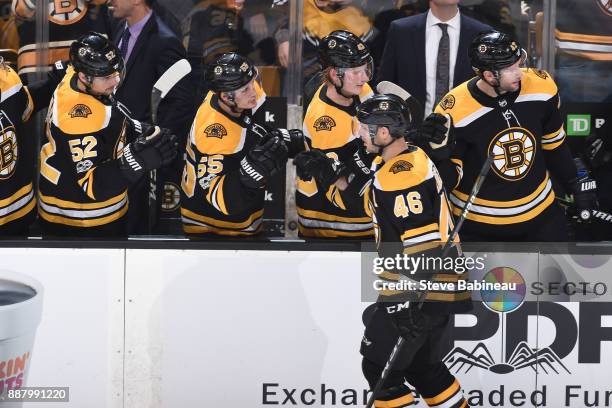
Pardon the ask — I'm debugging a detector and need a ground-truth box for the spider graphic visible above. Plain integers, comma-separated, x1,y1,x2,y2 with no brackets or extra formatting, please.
443,341,571,375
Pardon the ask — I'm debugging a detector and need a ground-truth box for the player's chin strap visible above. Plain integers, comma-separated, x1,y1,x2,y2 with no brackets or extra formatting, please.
219,91,243,114
78,74,115,105
333,68,355,99
368,124,398,152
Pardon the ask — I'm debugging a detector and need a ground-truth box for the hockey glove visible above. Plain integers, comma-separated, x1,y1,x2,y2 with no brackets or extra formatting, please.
49,60,69,84
583,135,612,170
570,175,598,222
239,135,288,189
294,149,347,190
418,113,455,161
119,126,178,184
269,128,307,158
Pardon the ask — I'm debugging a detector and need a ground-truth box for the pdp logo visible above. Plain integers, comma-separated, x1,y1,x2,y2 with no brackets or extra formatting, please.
441,267,567,376
442,263,612,378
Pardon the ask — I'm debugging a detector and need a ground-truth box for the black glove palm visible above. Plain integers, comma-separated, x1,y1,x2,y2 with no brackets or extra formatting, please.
294,149,347,189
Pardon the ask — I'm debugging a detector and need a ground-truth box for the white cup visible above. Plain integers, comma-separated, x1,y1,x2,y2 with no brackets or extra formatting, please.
0,271,43,407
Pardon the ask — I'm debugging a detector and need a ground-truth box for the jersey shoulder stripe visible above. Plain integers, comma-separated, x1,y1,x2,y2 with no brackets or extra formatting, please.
516,69,558,102
0,66,24,103
434,81,485,128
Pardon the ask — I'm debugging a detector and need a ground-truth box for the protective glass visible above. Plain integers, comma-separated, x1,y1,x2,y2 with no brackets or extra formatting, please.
341,58,373,81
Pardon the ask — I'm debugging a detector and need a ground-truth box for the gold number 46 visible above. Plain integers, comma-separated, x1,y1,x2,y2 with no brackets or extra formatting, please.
394,191,423,218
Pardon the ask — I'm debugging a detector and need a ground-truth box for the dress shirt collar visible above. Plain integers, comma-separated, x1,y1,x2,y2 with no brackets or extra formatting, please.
426,8,460,31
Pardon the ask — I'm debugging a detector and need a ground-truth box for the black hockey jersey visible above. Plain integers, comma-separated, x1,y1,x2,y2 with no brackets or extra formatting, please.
0,65,35,234
297,82,374,238
180,84,267,237
369,146,470,314
13,0,110,77
555,0,612,61
38,71,132,235
434,69,570,238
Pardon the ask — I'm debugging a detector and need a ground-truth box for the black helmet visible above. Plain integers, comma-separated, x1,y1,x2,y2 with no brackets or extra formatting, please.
357,94,414,138
70,32,124,77
319,30,372,69
204,53,257,93
469,30,524,75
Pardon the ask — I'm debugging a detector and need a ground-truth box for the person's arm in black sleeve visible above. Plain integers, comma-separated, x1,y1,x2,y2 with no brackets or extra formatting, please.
25,61,68,113
76,126,178,200
541,92,577,186
197,132,288,215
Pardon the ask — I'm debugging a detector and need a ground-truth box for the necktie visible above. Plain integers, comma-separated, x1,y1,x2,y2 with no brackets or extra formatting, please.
434,23,450,106
119,27,131,61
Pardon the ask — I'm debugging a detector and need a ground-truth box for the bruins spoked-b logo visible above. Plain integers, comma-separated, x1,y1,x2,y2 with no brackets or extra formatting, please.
204,123,227,138
69,104,92,118
488,127,535,181
0,125,18,179
313,115,336,131
390,160,413,174
596,0,612,16
48,0,87,25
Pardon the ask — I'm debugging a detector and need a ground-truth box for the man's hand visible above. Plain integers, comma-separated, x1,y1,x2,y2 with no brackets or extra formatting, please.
294,149,347,189
119,126,178,184
239,135,288,189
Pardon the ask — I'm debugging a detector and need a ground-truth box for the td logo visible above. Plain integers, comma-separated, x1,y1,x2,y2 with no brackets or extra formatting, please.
567,114,591,136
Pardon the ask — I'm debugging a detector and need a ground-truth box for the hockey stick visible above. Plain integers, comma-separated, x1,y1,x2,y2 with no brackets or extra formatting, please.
365,152,494,408
146,59,191,233
376,81,424,125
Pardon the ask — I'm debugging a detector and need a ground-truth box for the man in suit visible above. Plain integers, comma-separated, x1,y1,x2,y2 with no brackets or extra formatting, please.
110,0,195,234
378,0,491,116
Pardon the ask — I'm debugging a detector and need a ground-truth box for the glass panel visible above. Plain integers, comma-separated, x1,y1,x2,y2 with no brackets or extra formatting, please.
553,0,612,103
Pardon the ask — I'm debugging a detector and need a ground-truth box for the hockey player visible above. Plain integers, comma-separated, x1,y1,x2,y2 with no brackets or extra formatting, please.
357,94,471,408
421,30,598,241
180,52,303,237
295,30,375,238
12,0,111,78
0,58,66,236
38,32,177,237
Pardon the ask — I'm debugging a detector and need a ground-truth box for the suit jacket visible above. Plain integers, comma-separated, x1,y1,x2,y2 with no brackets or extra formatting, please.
112,12,195,140
378,11,491,110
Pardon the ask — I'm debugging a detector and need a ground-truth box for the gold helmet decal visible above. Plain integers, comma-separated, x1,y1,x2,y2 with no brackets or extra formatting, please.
379,101,389,111
214,66,223,75
240,62,249,72
328,39,337,49
478,44,487,53
357,43,365,51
